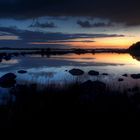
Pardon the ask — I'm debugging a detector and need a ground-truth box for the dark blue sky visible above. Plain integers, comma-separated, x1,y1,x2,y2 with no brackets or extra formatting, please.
0,0,140,49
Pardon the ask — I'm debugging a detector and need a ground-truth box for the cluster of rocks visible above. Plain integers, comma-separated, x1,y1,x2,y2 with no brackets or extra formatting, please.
131,74,140,79
68,68,140,82
2,67,140,89
0,70,27,88
68,68,102,76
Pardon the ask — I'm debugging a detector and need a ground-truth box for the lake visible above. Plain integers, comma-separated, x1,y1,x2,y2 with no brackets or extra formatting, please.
0,52,140,104
0,52,140,87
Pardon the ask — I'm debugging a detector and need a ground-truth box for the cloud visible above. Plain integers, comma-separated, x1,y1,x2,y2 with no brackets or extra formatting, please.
0,26,125,40
0,27,20,40
0,31,12,35
29,21,57,28
30,40,95,44
47,16,69,21
0,35,20,40
77,20,113,28
0,0,140,25
0,26,125,48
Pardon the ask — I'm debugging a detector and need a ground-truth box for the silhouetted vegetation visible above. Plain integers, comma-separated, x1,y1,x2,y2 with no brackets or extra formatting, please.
1,46,140,128
128,42,140,61
0,48,128,63
1,81,140,128
129,42,140,51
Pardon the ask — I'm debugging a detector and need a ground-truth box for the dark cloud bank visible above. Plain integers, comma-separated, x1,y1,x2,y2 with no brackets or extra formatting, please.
0,0,140,25
0,27,125,48
29,21,57,28
77,20,113,28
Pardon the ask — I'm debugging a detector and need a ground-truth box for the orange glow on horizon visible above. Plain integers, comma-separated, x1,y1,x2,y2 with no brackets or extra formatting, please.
53,53,140,65
30,36,139,49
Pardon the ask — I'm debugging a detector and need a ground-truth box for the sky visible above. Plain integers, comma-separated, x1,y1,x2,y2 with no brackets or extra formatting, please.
0,0,140,49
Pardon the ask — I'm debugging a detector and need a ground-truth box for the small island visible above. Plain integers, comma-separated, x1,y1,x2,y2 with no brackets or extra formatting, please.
129,41,140,51
128,42,140,61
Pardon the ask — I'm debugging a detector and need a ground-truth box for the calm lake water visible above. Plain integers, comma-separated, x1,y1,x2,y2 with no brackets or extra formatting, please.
0,53,140,85
0,52,140,86
1,52,140,104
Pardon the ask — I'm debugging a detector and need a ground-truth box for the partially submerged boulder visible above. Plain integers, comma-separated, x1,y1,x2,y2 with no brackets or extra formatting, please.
88,70,99,76
69,69,84,76
102,73,108,76
81,80,106,91
131,74,140,79
0,73,16,88
118,78,124,82
122,74,128,77
18,70,27,74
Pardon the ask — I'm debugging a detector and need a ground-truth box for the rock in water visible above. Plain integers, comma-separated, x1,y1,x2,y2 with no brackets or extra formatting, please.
102,73,108,76
88,70,99,76
69,69,84,76
81,80,106,91
118,78,124,82
18,70,27,74
131,74,140,79
0,73,16,88
122,74,128,77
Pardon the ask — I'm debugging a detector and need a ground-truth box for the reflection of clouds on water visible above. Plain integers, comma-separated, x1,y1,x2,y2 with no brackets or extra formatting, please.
1,59,19,65
1,53,140,89
0,54,126,73
0,59,19,69
1,52,140,105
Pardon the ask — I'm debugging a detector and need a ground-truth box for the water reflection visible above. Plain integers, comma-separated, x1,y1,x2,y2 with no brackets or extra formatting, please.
52,53,139,64
130,51,140,62
0,52,140,88
1,59,19,65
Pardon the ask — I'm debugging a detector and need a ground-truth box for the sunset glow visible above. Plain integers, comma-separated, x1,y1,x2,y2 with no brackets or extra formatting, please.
2,0,140,125
53,53,140,64
30,36,139,49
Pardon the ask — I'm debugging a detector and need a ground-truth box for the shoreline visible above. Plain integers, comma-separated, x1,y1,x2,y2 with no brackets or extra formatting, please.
0,48,129,57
